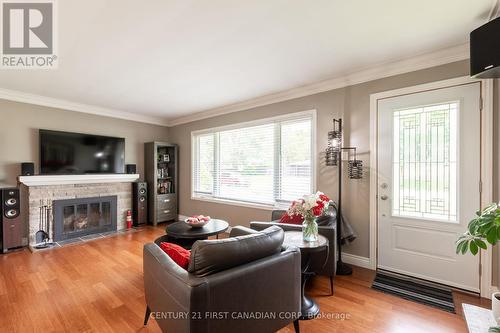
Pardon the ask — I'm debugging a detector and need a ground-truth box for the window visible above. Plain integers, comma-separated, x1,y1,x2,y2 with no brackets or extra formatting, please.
192,111,315,208
392,102,458,222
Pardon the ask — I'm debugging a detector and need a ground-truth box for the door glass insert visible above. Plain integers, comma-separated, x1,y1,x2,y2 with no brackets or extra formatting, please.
102,202,111,225
392,101,458,222
75,204,88,230
63,206,75,232
88,203,100,228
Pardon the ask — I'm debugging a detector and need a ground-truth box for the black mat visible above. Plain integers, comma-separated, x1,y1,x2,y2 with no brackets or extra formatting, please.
372,270,455,313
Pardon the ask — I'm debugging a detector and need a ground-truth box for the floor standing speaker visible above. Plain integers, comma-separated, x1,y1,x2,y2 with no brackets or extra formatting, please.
132,182,147,226
1,188,23,253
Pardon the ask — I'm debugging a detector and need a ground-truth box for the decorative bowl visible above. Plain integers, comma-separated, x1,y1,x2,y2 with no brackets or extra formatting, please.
184,216,210,228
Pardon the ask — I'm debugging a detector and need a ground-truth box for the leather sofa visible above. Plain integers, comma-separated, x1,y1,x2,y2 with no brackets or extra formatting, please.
250,203,337,295
143,226,302,333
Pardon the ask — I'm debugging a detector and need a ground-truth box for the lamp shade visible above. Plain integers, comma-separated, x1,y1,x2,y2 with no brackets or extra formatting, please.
348,159,363,179
325,128,342,166
325,146,339,166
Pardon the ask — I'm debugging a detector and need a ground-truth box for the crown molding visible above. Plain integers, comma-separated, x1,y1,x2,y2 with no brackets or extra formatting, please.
0,88,170,126
167,43,469,126
0,43,469,128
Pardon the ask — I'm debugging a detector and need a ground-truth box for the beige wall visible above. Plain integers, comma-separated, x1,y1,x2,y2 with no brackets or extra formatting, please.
494,79,500,288
168,60,470,258
1,61,498,287
0,100,169,186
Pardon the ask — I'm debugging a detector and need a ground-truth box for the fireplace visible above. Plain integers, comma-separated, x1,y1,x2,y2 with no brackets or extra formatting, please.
53,196,117,241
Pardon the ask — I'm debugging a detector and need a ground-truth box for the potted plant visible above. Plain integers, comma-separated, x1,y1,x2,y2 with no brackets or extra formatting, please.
456,203,500,255
456,203,500,330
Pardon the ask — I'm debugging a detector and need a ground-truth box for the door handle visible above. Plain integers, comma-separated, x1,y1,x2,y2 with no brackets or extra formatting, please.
380,195,388,201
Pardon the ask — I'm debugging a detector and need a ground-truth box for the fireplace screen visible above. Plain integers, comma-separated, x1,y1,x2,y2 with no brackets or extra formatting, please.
54,196,117,241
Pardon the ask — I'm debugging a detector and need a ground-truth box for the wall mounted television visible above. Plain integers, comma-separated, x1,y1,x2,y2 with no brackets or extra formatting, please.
40,129,125,175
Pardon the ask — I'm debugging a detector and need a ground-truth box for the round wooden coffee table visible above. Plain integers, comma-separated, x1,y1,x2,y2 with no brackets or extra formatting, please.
162,219,229,249
283,231,328,320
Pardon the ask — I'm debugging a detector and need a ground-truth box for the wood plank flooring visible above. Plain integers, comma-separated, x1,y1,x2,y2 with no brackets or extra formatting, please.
0,226,490,332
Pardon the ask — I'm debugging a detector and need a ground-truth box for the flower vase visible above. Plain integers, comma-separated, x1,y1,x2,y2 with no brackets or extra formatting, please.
302,216,319,242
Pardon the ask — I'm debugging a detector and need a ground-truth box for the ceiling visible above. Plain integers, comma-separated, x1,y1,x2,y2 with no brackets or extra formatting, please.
0,0,496,126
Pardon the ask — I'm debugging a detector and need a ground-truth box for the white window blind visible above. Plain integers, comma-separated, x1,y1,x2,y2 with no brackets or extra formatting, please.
192,112,314,207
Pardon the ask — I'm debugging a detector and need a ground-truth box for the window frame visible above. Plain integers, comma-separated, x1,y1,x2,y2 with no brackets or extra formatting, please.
191,110,317,210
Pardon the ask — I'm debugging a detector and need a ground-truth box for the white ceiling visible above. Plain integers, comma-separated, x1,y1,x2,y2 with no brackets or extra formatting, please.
0,0,496,125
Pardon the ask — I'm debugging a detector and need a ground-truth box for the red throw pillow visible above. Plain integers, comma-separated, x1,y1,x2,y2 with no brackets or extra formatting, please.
159,242,191,270
279,213,304,225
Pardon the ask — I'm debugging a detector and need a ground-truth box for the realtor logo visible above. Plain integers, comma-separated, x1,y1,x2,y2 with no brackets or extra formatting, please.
1,0,57,68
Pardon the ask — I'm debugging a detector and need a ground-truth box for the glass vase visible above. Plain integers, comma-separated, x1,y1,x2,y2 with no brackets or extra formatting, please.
302,216,319,242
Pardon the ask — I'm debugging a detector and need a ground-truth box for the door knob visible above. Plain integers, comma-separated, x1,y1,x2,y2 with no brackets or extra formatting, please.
380,195,388,201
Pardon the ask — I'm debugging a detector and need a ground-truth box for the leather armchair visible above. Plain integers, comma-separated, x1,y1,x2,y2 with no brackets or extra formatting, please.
143,227,302,333
250,203,337,295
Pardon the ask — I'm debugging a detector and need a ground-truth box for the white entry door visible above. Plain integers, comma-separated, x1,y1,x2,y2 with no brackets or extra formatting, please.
377,83,481,292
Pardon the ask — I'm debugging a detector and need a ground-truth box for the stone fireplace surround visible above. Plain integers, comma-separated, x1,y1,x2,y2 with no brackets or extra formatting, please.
18,174,139,249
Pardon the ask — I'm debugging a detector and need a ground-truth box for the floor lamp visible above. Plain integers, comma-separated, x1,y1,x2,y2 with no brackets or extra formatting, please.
325,118,363,276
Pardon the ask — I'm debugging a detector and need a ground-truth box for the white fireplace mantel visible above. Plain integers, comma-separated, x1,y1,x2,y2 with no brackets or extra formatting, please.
18,174,140,186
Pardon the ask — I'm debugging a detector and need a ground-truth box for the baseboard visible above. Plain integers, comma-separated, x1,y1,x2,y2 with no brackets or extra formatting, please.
342,253,372,270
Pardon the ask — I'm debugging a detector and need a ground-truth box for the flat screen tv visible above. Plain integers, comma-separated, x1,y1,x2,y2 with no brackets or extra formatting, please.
40,129,125,175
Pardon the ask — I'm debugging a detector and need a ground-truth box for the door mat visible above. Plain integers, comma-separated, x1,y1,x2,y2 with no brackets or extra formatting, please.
372,270,455,313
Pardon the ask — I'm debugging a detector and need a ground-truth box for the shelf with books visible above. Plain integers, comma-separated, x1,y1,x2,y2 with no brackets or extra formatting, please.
145,142,178,226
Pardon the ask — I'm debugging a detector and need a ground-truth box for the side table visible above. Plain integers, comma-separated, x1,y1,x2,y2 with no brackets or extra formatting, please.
283,231,328,320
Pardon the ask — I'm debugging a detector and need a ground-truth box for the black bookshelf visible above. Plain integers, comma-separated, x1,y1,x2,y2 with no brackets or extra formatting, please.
145,142,178,226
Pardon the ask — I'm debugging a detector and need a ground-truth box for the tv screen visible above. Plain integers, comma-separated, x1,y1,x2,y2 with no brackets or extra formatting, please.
40,130,125,175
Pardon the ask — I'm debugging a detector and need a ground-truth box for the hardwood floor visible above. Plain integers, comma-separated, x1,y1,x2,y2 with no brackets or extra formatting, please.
0,226,490,333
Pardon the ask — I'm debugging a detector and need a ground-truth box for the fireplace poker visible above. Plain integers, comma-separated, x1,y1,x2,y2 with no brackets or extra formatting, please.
34,200,54,249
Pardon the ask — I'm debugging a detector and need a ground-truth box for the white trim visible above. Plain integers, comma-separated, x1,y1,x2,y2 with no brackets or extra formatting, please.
18,174,140,186
168,43,469,126
0,44,469,127
311,110,318,193
369,93,379,270
343,253,372,270
369,75,494,297
480,79,494,299
190,109,317,136
368,76,481,101
190,110,317,211
0,88,169,126
191,196,276,211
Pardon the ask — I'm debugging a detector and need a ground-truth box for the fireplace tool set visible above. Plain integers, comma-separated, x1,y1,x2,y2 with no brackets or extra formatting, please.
34,199,55,249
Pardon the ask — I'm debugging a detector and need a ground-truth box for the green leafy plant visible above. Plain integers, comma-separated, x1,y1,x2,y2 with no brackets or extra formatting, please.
456,203,500,255
489,326,500,333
